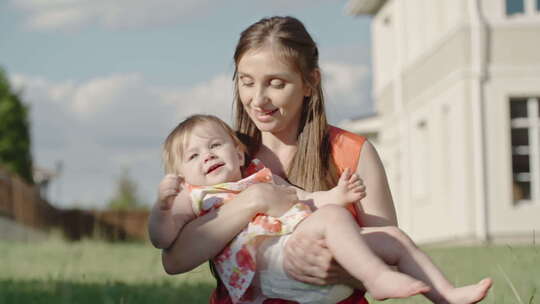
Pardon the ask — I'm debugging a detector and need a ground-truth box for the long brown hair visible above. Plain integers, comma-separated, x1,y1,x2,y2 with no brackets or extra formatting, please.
232,16,339,191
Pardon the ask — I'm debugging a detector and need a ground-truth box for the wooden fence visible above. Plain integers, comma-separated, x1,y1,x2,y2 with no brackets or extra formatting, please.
0,167,149,241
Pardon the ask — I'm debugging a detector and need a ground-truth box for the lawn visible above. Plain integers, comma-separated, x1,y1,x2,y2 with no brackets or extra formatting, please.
0,237,215,303
1,237,538,303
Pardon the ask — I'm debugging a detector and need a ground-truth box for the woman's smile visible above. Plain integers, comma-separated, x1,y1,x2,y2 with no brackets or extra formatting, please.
254,108,279,122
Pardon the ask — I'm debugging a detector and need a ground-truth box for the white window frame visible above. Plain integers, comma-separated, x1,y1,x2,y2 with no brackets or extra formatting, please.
510,97,540,205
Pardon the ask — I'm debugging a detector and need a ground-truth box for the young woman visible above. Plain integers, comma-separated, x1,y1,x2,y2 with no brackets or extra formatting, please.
158,16,489,304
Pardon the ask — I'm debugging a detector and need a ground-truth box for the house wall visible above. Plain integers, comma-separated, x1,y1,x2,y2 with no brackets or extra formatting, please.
371,0,480,242
360,0,540,243
482,6,540,240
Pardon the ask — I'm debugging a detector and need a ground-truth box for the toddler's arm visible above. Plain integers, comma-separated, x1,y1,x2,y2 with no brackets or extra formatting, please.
275,169,365,209
148,174,196,249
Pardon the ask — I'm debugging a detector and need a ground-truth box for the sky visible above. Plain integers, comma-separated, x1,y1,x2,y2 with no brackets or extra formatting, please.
0,0,374,209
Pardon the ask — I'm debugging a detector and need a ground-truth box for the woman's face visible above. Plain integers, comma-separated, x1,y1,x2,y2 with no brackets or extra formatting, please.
237,47,309,136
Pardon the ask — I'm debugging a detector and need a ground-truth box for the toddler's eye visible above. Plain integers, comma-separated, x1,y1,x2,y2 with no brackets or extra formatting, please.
188,153,198,161
210,142,222,149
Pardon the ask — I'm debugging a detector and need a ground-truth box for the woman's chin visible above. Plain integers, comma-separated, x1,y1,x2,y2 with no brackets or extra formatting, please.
253,121,279,132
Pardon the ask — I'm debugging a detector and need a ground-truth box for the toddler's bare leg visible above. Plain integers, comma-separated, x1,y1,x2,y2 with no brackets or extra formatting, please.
360,226,492,304
292,205,430,300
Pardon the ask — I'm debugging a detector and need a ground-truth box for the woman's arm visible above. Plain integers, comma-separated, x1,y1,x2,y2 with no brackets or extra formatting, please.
355,140,398,227
283,140,397,286
161,182,298,274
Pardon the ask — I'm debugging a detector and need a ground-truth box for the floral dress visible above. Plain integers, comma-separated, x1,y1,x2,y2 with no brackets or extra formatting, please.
187,159,312,304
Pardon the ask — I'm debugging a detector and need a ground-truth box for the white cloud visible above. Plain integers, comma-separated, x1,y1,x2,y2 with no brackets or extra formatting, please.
11,0,213,31
9,0,334,32
321,61,372,121
9,62,368,208
159,74,234,124
71,74,142,118
322,61,368,102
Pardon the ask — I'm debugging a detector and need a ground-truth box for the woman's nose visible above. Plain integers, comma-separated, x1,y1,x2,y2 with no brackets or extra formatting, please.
252,86,268,107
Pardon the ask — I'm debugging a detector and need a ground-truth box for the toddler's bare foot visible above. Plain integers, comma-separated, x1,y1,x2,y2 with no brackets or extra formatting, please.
442,278,493,304
366,270,431,301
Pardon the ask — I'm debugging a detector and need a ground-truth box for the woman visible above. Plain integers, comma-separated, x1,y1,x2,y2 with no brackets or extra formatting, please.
162,16,398,304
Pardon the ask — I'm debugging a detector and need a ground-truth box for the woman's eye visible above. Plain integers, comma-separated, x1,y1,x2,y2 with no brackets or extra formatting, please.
188,153,198,161
270,79,285,88
239,77,254,87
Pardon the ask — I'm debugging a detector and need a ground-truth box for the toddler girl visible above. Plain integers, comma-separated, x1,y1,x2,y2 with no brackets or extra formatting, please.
149,114,491,304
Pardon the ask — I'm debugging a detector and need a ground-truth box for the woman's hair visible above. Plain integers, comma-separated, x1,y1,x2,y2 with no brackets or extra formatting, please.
232,16,339,191
162,114,246,175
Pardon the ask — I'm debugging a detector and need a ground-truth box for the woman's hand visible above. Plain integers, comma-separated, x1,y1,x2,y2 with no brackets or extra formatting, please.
283,233,353,286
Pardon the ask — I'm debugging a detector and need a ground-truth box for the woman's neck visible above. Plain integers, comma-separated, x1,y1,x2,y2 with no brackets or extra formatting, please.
257,131,298,178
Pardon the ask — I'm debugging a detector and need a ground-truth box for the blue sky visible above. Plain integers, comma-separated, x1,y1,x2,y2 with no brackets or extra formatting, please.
1,0,374,209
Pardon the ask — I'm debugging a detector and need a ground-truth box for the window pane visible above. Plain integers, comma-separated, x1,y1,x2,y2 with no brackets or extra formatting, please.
511,128,529,146
537,0,540,11
512,154,530,173
510,98,528,118
513,181,531,201
510,124,531,202
506,0,525,15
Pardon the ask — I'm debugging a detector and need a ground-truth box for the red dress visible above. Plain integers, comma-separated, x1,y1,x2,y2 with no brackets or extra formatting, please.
210,126,368,304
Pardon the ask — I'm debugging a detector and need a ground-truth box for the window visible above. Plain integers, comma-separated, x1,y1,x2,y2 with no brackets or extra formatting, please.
506,0,540,16
506,0,525,15
509,97,540,204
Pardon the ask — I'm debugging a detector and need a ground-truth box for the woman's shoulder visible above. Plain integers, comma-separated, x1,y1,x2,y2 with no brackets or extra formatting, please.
327,125,367,172
328,125,366,151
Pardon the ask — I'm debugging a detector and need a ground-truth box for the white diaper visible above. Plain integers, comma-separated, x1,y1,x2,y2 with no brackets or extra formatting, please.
257,235,353,304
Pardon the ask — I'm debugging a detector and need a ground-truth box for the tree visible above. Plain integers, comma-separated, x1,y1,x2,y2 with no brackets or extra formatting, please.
107,167,146,210
0,67,33,183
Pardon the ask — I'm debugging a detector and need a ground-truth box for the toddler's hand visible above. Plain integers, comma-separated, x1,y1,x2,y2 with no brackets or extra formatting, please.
332,168,366,206
158,174,183,210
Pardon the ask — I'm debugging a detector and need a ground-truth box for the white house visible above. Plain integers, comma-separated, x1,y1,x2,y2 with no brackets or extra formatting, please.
344,0,540,244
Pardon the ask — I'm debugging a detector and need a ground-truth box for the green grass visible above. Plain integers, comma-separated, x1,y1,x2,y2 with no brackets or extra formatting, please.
371,245,540,304
0,237,215,303
1,237,538,303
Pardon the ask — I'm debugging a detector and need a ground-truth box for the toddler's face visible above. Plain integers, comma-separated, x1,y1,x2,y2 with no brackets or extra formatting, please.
177,122,244,186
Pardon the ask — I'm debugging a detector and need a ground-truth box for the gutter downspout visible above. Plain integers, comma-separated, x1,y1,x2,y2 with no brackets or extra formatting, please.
469,0,489,242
